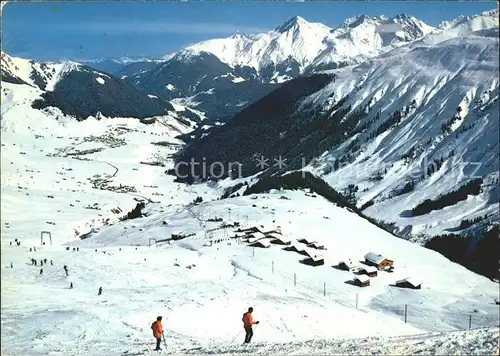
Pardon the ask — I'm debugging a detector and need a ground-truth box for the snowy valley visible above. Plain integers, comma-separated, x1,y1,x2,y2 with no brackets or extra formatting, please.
1,6,499,356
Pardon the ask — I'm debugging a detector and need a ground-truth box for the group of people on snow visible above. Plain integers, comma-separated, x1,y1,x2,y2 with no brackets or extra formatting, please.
148,307,259,351
23,246,103,294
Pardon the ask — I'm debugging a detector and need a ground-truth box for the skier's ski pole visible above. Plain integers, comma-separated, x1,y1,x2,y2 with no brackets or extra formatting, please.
230,330,242,343
162,332,167,351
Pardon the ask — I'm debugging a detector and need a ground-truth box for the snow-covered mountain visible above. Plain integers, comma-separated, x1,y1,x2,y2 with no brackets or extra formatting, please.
1,52,203,122
174,10,499,254
184,14,434,79
118,13,435,121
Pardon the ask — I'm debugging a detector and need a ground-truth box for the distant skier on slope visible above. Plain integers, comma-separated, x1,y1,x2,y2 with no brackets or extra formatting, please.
63,265,68,276
242,307,259,344
98,286,102,295
40,268,43,275
151,316,163,351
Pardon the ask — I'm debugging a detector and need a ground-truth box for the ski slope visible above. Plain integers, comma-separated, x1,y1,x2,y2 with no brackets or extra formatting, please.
1,92,499,355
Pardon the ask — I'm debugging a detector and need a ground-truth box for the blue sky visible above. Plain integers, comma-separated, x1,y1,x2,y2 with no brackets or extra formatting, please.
2,1,496,61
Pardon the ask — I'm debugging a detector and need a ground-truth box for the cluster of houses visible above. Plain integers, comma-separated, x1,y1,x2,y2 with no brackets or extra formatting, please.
233,226,326,266
338,252,422,289
225,225,423,291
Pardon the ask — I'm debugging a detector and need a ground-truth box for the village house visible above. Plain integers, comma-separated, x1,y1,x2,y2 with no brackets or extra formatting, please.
269,235,292,245
248,239,271,249
337,259,362,272
297,238,317,245
247,232,267,241
354,275,370,287
307,242,326,250
283,244,301,253
395,277,422,289
358,266,378,277
300,254,325,267
364,252,394,270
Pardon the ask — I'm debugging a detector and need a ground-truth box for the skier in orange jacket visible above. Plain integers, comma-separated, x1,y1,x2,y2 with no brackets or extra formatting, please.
151,316,163,351
242,307,259,343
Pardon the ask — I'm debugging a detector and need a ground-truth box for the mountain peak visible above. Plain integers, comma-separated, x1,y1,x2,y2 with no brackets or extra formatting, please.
392,13,411,20
342,14,389,28
275,16,309,33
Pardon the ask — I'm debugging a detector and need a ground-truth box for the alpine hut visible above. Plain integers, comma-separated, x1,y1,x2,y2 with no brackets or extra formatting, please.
395,277,422,289
358,266,378,277
248,239,271,249
364,252,393,270
354,275,370,287
337,259,361,272
300,254,325,267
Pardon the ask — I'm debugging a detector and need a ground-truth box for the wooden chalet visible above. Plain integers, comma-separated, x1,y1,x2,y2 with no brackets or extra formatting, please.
307,242,326,250
358,266,378,277
248,239,271,249
354,275,370,287
248,232,267,240
297,238,317,245
269,235,292,245
337,259,362,272
364,252,393,270
395,277,422,289
283,245,301,253
300,255,325,267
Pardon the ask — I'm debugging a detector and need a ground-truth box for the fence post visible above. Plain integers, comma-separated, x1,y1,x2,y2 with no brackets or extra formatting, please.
356,293,358,309
323,282,326,296
272,261,274,274
294,273,296,287
404,304,407,323
469,314,472,330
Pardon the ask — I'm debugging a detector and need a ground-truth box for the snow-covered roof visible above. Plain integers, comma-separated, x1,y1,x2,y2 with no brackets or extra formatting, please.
360,266,378,273
309,254,324,262
271,234,292,242
355,275,370,283
339,259,360,268
364,252,387,264
249,239,271,248
249,232,266,240
266,232,283,239
298,238,317,244
396,277,422,287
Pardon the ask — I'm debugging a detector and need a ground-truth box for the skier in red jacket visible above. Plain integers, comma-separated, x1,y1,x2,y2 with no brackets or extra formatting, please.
242,307,259,343
151,316,163,351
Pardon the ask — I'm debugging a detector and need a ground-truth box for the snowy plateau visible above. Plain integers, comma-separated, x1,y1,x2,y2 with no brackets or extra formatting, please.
1,8,500,356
